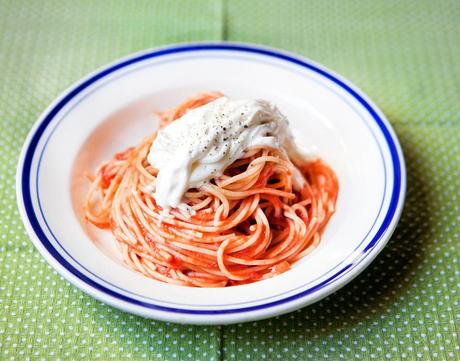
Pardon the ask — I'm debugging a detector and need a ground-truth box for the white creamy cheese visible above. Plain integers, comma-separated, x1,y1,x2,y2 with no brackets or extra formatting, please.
147,97,305,209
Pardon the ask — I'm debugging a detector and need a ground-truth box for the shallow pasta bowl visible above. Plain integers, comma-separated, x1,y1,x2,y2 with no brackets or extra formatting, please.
16,43,406,325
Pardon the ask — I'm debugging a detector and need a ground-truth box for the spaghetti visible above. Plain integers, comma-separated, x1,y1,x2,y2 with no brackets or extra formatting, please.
85,92,339,287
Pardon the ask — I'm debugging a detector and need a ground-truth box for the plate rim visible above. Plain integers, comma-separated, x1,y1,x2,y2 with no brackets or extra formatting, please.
16,41,406,324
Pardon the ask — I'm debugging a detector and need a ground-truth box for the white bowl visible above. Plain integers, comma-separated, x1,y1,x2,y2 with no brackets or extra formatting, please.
16,43,406,324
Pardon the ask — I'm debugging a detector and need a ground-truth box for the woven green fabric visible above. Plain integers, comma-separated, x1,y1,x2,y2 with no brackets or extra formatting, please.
1,0,459,360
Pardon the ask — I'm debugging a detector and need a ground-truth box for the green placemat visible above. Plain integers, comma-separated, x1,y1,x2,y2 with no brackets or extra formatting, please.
0,1,459,360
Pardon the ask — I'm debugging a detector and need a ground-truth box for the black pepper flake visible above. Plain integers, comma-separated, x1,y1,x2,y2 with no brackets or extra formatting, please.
244,125,248,128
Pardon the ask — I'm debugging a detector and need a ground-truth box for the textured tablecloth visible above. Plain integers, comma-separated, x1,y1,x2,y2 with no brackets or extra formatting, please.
1,1,459,360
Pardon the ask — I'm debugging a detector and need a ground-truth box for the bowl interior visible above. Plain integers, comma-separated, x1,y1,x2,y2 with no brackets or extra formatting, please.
30,50,393,311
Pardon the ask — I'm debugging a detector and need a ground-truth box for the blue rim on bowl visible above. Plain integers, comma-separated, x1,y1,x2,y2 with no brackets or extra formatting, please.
16,43,406,324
